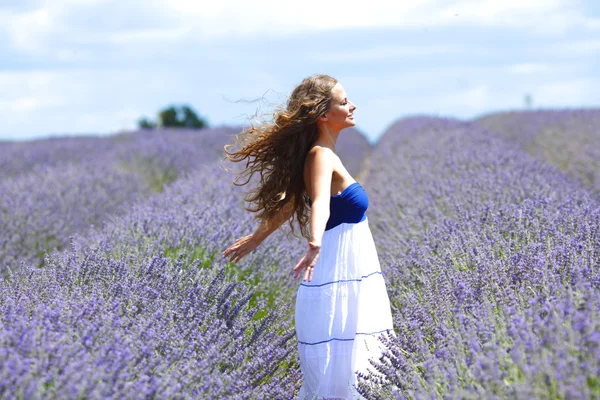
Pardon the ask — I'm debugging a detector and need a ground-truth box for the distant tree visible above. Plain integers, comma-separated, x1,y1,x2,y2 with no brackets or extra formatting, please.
158,105,208,128
137,104,208,130
181,105,207,128
158,107,178,128
138,117,157,129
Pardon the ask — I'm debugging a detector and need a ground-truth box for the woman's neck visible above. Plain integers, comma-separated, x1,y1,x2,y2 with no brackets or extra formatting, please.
316,124,340,151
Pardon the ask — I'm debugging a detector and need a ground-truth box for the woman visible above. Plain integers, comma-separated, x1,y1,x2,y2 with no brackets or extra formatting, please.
223,74,394,399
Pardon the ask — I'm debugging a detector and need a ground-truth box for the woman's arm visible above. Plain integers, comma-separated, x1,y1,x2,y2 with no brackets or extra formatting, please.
306,146,334,247
223,203,294,263
251,201,295,244
292,146,333,281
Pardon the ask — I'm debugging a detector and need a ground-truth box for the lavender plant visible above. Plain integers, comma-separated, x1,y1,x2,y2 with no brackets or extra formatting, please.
72,161,307,314
112,126,241,192
0,239,301,399
0,162,148,271
0,135,119,179
0,154,309,399
357,117,600,399
0,127,239,180
0,127,240,273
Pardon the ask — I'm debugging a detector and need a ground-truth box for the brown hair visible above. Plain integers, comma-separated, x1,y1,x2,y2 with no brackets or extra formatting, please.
224,73,338,239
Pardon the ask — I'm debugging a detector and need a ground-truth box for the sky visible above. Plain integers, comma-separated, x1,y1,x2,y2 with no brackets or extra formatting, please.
0,0,599,144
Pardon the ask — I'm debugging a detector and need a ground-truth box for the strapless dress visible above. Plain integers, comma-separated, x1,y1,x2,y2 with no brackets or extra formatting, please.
296,182,395,399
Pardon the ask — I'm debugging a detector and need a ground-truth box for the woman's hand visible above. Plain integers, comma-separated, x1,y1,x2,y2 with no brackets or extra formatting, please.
223,234,261,263
293,241,321,282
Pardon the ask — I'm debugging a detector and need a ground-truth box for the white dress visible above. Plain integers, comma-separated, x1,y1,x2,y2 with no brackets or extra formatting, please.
295,182,395,399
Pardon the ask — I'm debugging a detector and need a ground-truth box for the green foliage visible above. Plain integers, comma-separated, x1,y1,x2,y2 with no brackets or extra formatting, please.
137,117,156,129
118,156,178,193
162,244,296,322
137,104,208,129
588,376,600,396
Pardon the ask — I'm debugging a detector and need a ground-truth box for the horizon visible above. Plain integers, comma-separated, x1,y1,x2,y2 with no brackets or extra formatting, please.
3,106,599,147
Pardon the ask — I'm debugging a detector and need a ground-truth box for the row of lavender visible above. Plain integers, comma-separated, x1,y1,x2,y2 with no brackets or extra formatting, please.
0,127,235,180
359,117,600,399
0,162,308,398
475,109,600,197
0,127,371,398
0,127,241,272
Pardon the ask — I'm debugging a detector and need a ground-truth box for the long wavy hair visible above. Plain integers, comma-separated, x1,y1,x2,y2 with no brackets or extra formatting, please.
224,73,338,240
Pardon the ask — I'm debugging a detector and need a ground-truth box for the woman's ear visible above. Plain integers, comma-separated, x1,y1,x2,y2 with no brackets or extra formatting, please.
318,113,328,121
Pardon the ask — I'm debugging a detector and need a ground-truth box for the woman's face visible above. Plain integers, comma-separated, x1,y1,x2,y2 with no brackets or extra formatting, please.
320,82,356,131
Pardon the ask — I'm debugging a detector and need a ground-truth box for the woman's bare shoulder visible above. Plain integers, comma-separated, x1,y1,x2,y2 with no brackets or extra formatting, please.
306,145,335,162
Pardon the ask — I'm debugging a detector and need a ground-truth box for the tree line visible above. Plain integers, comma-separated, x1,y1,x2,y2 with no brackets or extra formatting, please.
138,104,208,129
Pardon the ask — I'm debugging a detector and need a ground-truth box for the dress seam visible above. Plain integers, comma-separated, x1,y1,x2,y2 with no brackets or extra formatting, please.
299,270,382,287
297,328,393,346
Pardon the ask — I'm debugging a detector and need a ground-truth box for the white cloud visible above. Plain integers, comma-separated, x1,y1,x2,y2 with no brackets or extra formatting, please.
434,0,574,34
0,68,153,139
64,27,191,46
507,63,552,74
1,0,597,56
0,95,61,112
430,84,496,115
1,6,56,53
309,44,465,63
556,38,600,55
164,0,590,36
534,78,598,105
0,70,61,108
1,0,183,55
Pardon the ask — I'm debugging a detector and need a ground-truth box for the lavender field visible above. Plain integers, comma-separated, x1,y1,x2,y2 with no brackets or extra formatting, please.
475,109,600,197
0,110,599,399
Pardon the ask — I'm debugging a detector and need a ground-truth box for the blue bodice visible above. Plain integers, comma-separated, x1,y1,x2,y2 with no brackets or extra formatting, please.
308,182,368,231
